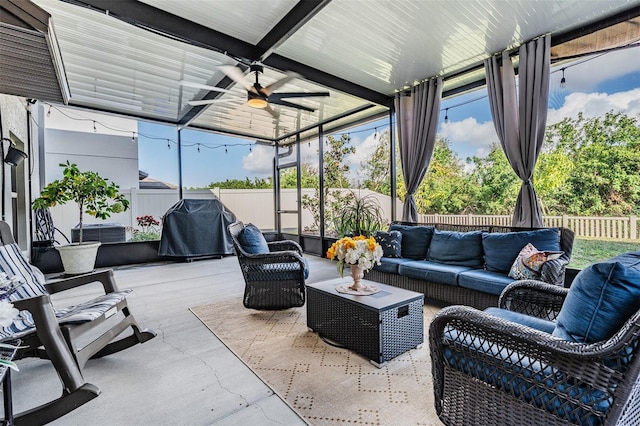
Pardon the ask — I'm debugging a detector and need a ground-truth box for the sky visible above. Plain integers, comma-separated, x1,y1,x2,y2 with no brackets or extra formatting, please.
138,45,640,188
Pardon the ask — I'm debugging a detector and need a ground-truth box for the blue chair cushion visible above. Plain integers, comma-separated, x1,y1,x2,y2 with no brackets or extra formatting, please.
374,230,402,258
552,252,640,343
428,230,484,268
238,223,269,254
398,260,471,286
373,257,413,274
458,269,515,296
443,328,612,424
483,228,560,273
484,307,556,334
388,224,434,259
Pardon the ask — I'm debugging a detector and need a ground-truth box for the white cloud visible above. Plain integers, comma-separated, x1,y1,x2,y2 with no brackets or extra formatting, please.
439,87,640,161
547,88,640,124
549,48,640,93
241,145,273,175
438,118,499,159
346,133,380,182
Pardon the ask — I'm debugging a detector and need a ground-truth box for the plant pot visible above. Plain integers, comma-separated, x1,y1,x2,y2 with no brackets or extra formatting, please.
55,242,101,275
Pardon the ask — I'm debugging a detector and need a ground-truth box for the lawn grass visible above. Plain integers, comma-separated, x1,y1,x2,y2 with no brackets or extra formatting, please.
568,238,640,269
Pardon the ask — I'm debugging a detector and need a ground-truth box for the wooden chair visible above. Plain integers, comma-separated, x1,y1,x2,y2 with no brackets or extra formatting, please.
0,221,155,424
227,221,307,310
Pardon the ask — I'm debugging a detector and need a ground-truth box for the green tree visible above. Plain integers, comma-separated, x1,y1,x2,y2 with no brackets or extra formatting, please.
543,111,640,215
413,139,469,214
205,177,272,189
361,130,392,195
301,134,355,234
466,145,520,214
279,164,319,189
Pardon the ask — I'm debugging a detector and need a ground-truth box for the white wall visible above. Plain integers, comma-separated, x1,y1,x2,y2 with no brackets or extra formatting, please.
43,128,138,190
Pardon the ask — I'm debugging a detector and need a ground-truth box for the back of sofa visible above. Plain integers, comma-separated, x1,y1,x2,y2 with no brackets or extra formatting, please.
391,221,574,259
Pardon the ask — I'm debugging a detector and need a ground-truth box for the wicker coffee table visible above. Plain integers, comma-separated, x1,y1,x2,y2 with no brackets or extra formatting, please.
306,278,424,368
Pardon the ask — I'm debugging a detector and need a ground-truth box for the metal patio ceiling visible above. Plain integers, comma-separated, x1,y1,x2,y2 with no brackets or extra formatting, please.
23,0,640,142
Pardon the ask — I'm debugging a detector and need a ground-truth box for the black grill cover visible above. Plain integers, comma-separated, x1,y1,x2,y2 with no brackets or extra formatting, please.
159,199,237,257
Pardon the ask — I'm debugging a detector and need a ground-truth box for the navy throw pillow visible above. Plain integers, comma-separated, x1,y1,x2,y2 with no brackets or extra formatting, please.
374,230,402,258
552,252,640,343
238,224,269,254
388,224,434,259
427,230,484,268
482,228,560,273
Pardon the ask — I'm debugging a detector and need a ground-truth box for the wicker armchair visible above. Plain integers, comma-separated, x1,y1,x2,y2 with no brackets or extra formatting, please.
227,221,307,310
430,279,640,426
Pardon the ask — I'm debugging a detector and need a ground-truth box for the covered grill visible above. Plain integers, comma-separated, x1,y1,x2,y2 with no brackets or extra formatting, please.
158,199,236,259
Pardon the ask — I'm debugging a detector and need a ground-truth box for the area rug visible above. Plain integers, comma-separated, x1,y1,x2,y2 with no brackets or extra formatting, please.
190,300,443,425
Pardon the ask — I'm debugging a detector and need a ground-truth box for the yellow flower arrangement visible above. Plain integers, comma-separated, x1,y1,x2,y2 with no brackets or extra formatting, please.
326,235,383,277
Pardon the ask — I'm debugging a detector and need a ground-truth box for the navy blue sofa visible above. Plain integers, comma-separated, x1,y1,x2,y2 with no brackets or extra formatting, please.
366,222,575,310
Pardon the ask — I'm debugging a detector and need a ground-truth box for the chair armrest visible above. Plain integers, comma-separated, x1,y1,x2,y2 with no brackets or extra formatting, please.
267,240,303,254
44,269,119,295
242,250,305,265
429,305,638,418
498,280,568,321
12,295,86,389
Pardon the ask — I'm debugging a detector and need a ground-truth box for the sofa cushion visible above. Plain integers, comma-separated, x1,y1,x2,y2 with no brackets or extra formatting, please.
373,257,413,274
427,230,484,268
398,260,472,286
374,230,402,258
458,269,514,296
388,224,434,259
484,307,555,334
238,223,269,254
483,228,561,273
552,252,640,343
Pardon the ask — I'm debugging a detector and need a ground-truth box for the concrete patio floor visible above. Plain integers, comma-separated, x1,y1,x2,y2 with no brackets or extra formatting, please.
5,254,343,425
5,254,443,425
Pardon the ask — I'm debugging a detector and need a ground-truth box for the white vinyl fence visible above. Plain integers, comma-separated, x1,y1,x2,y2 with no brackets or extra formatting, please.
47,188,401,241
46,189,640,242
418,213,640,240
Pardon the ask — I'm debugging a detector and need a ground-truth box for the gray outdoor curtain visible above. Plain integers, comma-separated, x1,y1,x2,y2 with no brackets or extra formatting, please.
485,35,550,227
395,78,443,222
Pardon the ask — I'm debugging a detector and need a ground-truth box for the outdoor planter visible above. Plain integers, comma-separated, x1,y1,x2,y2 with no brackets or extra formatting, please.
31,240,165,274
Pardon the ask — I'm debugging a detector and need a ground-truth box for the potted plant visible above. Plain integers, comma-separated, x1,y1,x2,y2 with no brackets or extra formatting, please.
32,161,129,274
334,191,385,237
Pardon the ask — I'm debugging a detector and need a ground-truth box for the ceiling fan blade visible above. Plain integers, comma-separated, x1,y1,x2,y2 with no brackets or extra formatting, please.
264,104,280,119
218,65,254,92
269,98,316,112
262,71,301,96
187,98,237,106
178,80,231,93
268,91,330,101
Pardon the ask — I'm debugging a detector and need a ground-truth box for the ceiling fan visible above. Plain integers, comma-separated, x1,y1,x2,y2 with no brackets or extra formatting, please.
181,62,330,118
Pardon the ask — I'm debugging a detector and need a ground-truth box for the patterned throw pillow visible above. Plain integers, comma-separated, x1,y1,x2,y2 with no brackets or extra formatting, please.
374,230,402,258
509,243,564,280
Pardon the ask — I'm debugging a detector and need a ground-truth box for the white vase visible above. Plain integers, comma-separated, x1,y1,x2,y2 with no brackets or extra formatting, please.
349,264,366,291
56,242,101,275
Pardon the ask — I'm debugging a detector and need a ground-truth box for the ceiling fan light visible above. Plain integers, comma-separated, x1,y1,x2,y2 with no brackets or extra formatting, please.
247,97,268,109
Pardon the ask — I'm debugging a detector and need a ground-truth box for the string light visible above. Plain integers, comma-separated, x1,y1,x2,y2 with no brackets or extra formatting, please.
131,132,136,142
444,108,449,124
47,105,51,117
374,127,378,139
42,103,255,153
224,145,228,154
560,68,566,88
197,144,200,153
93,120,97,132
249,146,252,152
